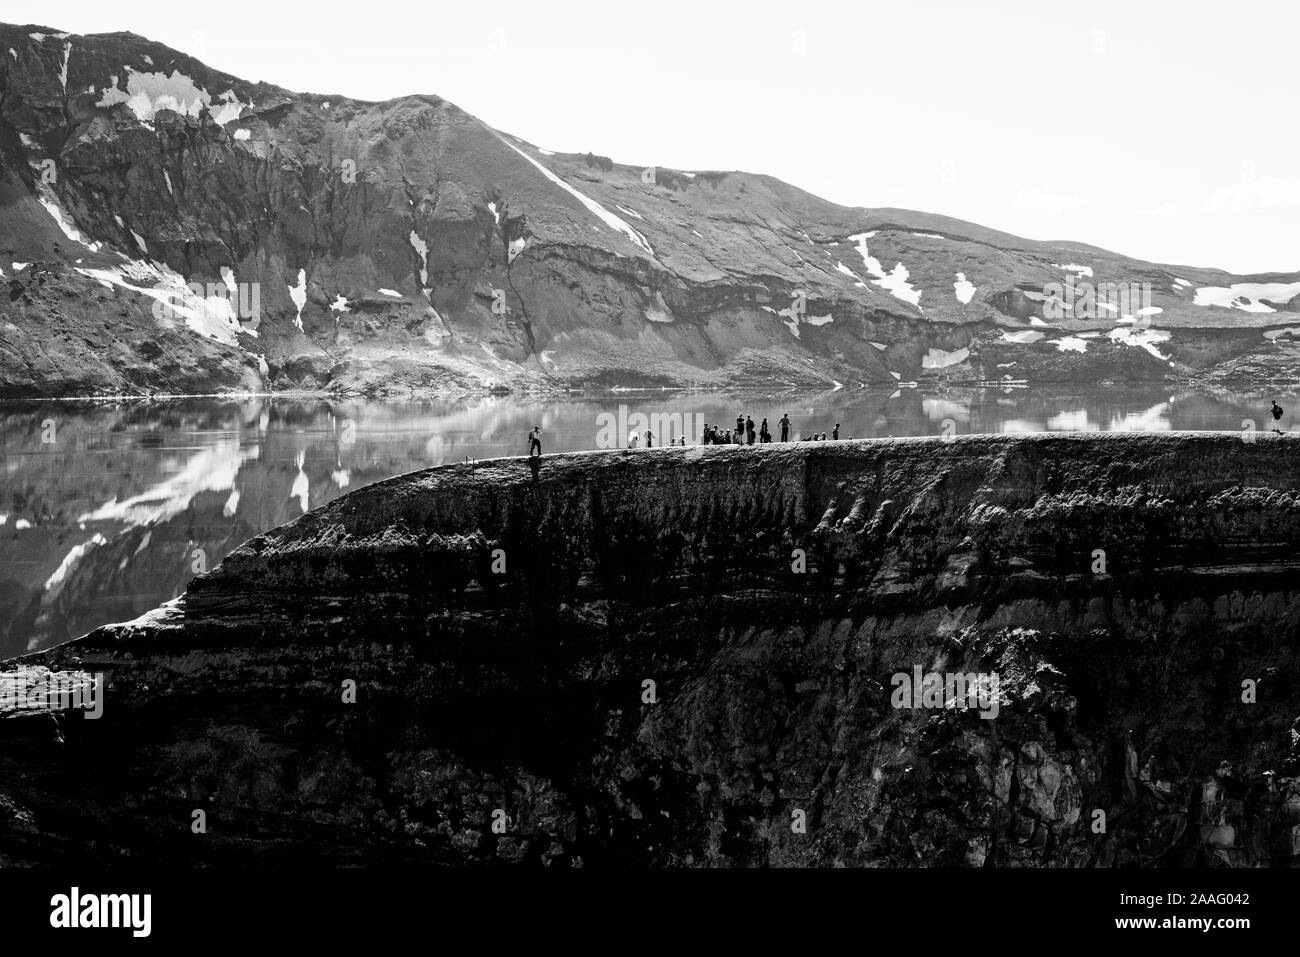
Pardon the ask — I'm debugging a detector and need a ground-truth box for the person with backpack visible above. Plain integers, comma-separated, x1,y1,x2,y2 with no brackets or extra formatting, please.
1271,400,1285,434
745,415,756,445
528,425,542,457
759,418,771,443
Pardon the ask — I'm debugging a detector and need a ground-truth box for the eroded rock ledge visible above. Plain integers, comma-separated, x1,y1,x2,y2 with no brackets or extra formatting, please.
4,433,1300,866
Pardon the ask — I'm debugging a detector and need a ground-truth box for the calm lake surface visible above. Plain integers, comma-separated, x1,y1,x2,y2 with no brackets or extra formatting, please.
0,385,1292,658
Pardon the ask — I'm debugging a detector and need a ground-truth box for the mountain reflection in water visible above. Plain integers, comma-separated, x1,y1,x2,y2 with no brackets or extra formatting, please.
0,386,1290,657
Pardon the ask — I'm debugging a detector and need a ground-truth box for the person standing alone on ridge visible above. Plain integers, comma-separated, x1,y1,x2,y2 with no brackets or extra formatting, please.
1271,400,1285,434
528,425,542,457
833,423,840,440
779,413,791,442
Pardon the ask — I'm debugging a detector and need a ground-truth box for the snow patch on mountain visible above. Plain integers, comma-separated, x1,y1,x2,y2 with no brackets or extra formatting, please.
58,40,71,90
1053,262,1094,278
1001,330,1045,344
954,272,975,304
1107,326,1171,360
409,231,429,285
37,190,101,252
288,269,307,330
95,68,247,127
922,347,970,369
1052,336,1089,353
645,291,673,323
78,261,243,344
848,232,921,308
1193,281,1300,313
499,137,653,256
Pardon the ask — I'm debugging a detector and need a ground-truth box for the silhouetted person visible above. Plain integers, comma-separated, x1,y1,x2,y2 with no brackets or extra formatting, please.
528,425,542,457
832,423,840,440
745,416,756,445
736,415,744,437
779,413,790,442
1272,400,1285,434
760,418,770,443
645,430,654,448
820,432,828,441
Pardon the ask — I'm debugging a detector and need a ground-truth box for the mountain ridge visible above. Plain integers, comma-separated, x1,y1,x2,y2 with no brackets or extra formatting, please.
3,22,1299,398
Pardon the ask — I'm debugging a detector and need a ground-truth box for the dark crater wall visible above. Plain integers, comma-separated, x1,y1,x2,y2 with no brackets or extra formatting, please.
3,433,1300,866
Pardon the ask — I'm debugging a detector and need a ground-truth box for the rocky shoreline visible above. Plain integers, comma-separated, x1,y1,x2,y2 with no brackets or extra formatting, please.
2,432,1300,866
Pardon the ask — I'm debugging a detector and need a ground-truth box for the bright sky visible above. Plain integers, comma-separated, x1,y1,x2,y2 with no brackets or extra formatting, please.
35,0,1300,273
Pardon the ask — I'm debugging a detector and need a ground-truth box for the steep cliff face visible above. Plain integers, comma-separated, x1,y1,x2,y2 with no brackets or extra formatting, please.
3,23,1300,398
2,433,1300,866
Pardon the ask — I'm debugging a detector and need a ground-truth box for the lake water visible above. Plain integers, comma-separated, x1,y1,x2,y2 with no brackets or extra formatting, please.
0,385,1292,658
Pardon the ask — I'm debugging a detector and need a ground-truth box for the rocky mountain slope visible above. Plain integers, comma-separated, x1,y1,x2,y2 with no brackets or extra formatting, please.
3,22,1300,398
3,433,1300,865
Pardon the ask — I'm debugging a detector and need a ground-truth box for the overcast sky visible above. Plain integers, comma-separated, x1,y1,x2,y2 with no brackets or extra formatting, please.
36,0,1300,273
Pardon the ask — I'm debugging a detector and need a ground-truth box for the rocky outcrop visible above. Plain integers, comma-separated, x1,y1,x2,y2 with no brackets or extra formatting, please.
3,432,1300,866
3,23,1300,398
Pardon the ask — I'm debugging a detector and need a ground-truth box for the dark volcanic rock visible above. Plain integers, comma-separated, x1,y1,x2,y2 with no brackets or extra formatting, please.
3,433,1300,866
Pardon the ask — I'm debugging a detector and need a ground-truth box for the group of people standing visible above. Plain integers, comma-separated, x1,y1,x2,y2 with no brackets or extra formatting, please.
700,414,776,446
623,413,848,448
